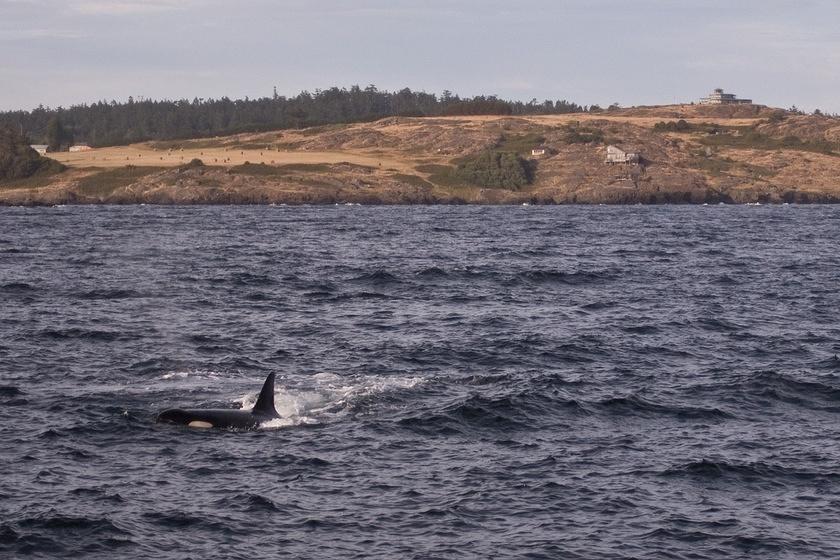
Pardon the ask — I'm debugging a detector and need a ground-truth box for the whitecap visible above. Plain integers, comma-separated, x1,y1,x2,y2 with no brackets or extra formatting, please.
159,369,223,380
260,416,319,429
233,372,425,430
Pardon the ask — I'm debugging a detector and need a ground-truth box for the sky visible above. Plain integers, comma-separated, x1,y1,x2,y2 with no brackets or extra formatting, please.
1,0,839,112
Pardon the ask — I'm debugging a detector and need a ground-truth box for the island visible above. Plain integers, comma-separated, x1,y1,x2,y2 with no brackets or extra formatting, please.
3,99,840,205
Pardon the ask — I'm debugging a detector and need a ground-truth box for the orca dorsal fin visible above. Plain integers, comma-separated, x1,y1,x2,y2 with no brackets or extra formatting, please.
252,373,278,417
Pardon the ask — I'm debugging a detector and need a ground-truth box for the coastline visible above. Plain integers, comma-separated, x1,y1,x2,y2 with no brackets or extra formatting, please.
5,108,840,206
1,162,837,206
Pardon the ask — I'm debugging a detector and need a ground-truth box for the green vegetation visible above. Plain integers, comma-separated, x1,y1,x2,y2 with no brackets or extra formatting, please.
228,161,374,177
685,149,778,179
178,158,205,171
416,164,462,187
297,123,350,136
653,120,731,135
229,162,332,176
561,124,605,144
416,152,534,190
699,130,838,155
46,116,74,152
0,125,65,182
273,141,305,151
0,174,61,191
495,132,546,154
391,173,434,189
453,151,533,189
687,156,733,176
76,165,164,197
653,119,838,155
418,163,486,189
654,119,692,132
418,151,535,190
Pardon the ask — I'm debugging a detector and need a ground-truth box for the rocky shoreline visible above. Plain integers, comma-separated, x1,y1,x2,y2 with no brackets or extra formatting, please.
2,163,838,206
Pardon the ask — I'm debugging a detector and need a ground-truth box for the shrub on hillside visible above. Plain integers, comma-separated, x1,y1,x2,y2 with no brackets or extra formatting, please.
563,125,605,144
178,158,205,172
653,120,692,133
453,151,534,189
0,126,65,181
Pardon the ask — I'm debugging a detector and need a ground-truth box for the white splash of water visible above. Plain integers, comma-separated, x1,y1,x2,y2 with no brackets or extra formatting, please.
259,416,320,429
159,370,224,380
232,372,424,430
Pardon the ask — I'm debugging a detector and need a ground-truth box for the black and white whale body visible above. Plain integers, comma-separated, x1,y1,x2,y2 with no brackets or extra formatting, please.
156,373,279,429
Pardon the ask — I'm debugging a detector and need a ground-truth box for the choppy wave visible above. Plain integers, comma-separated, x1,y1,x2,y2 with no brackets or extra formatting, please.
594,394,734,419
3,205,840,559
0,385,24,397
75,288,143,300
1,281,36,292
662,459,840,484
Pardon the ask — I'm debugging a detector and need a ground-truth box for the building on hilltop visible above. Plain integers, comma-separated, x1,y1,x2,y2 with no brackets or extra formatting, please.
30,144,48,155
69,144,92,152
531,146,548,157
605,145,640,164
700,88,752,105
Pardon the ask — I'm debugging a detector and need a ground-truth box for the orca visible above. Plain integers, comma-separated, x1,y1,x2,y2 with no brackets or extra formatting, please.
156,373,279,430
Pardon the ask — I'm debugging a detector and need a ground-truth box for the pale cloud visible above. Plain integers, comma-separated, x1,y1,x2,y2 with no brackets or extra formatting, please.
0,28,86,40
70,0,193,15
688,19,840,83
1,0,840,112
495,80,536,92
709,20,840,51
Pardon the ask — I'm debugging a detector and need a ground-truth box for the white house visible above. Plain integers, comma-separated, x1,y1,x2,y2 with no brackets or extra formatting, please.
69,144,92,152
30,145,48,155
606,145,640,164
531,147,547,157
700,88,752,105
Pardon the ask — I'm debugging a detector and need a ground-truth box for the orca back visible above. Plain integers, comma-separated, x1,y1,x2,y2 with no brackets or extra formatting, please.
252,373,278,417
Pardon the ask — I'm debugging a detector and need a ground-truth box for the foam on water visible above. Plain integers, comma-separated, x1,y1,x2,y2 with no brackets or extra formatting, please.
159,370,225,380
233,372,424,429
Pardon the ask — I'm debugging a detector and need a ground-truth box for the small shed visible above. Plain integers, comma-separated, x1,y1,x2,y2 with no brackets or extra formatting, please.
30,144,48,155
606,145,640,164
69,144,92,152
531,146,548,157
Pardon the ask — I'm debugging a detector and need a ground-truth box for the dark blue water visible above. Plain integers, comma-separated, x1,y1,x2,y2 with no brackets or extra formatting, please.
2,205,840,559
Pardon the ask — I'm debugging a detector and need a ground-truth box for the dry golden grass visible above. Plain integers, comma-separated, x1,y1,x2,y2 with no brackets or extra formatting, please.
48,110,769,174
11,107,838,206
49,145,417,173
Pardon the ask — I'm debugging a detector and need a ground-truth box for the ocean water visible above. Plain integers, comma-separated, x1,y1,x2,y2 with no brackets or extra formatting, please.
1,204,840,559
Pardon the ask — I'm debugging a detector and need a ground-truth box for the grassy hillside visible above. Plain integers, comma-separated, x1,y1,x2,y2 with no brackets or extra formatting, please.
4,105,840,205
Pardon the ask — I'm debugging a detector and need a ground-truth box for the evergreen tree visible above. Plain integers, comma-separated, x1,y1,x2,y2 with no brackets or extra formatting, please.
0,86,588,148
0,125,65,181
45,115,74,151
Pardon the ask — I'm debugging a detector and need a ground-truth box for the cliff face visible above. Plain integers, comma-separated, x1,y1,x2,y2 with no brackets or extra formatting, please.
3,106,840,205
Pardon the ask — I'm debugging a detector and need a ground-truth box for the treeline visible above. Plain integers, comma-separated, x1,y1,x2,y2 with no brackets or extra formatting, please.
0,85,592,148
